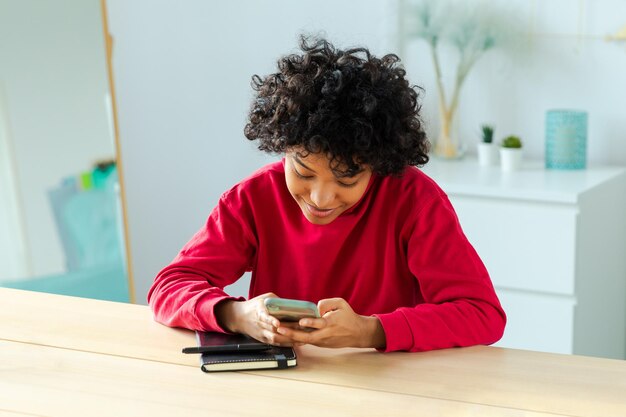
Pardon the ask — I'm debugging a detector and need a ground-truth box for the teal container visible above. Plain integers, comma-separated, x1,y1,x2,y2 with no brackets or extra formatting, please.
545,110,587,169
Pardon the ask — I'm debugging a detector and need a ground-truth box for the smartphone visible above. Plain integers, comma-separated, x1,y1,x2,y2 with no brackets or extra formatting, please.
182,331,272,354
264,297,320,322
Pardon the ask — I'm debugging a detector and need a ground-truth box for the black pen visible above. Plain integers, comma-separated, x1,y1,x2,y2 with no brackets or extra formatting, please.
182,343,272,354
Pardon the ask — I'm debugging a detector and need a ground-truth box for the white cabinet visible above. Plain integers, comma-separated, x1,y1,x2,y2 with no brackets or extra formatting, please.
421,159,626,359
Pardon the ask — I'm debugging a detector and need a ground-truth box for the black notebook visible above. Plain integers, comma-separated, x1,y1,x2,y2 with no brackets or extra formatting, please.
184,331,297,372
182,331,272,354
200,345,297,372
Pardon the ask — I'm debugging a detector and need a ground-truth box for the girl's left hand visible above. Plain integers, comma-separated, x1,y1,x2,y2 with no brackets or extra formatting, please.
276,297,386,349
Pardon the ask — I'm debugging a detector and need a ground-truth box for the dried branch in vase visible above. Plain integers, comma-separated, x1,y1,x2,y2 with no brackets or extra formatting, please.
406,0,515,159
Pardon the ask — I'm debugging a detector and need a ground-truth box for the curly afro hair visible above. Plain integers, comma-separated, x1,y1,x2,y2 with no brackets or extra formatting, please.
244,36,429,177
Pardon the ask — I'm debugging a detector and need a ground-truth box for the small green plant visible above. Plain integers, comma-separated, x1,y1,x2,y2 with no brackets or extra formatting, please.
481,125,494,143
501,135,522,148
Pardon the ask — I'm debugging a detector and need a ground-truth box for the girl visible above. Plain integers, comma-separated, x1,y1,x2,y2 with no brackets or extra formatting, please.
148,37,505,352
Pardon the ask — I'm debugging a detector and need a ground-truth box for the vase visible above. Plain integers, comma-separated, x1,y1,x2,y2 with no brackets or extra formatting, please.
500,148,522,172
477,142,498,166
545,110,587,170
433,111,465,159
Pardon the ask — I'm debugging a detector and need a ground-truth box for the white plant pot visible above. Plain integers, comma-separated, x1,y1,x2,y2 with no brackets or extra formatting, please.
500,148,523,171
477,142,498,166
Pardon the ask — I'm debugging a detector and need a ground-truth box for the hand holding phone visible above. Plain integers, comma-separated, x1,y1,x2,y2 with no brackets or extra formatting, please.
264,297,320,324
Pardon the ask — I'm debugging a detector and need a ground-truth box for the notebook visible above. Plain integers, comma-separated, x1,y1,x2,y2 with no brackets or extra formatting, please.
200,345,297,372
183,331,297,372
182,331,271,354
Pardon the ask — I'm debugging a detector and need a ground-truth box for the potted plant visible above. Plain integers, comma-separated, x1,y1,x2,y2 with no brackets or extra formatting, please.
477,124,498,166
500,135,523,171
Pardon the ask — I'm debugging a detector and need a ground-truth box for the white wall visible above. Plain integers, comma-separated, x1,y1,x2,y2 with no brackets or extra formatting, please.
402,0,626,165
0,82,28,280
109,0,626,304
107,0,399,303
0,0,115,278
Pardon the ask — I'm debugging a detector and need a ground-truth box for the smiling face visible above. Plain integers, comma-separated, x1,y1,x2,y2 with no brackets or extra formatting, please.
284,149,372,225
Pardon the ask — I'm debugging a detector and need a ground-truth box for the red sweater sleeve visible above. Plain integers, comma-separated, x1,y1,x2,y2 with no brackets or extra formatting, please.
375,193,506,352
147,189,255,332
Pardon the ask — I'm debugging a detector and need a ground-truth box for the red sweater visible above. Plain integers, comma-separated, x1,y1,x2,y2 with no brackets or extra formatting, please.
148,160,505,352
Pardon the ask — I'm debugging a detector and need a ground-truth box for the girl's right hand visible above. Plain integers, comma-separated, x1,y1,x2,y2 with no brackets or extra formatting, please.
215,292,300,346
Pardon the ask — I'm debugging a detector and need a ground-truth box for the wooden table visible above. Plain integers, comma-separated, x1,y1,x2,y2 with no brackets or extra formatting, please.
1,288,625,416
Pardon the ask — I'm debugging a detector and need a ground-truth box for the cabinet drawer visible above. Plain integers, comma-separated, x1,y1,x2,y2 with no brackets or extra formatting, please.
449,196,578,295
493,287,576,354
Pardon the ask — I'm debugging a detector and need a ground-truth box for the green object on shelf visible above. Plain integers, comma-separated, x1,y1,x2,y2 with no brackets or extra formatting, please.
80,171,94,190
92,163,116,188
481,125,494,144
501,135,522,149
